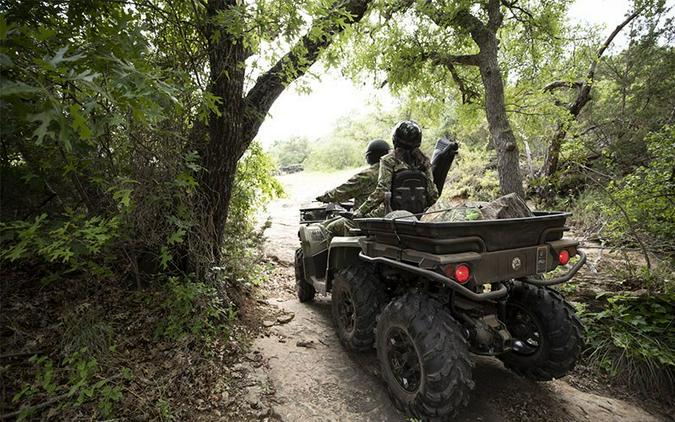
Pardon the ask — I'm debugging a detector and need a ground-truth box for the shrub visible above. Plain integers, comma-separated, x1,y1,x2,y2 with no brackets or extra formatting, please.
578,292,675,398
153,277,235,344
268,137,311,168
305,138,365,171
570,126,674,254
438,147,500,202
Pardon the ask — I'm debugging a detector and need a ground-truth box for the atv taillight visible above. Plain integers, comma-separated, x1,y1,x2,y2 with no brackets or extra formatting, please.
454,264,471,284
558,249,570,265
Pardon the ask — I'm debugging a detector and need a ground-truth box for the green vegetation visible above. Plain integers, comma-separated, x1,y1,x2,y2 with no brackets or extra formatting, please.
1,0,673,417
579,292,674,396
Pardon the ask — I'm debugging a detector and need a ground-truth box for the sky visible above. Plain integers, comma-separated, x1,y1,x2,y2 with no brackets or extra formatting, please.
254,0,640,148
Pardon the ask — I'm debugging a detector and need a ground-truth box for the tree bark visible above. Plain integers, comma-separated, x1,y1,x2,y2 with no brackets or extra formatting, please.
475,32,525,197
195,0,247,266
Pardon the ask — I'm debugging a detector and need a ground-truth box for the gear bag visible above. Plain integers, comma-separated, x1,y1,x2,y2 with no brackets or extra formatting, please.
385,169,428,215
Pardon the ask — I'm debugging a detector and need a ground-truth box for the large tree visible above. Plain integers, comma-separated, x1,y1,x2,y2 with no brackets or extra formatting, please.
195,0,372,268
346,0,572,198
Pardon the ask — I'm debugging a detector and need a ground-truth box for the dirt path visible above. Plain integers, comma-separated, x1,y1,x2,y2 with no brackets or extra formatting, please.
251,170,664,422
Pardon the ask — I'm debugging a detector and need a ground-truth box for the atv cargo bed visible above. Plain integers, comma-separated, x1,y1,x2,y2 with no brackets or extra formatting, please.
356,211,570,254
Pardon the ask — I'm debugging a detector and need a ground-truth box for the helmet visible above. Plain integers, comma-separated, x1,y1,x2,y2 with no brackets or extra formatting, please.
392,120,422,149
365,139,391,164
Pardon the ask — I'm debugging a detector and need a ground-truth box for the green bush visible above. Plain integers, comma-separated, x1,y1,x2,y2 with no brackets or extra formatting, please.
223,142,283,281
578,292,675,397
268,137,310,168
601,126,675,250
154,277,235,344
11,350,130,420
305,138,365,171
438,147,500,202
0,213,120,275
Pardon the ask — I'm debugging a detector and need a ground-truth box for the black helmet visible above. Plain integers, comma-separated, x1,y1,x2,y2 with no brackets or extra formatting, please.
392,120,422,149
365,139,391,164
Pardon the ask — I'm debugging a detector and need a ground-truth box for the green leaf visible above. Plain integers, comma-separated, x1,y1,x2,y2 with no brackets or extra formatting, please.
159,246,171,270
113,189,133,208
28,111,56,144
69,104,92,139
167,228,186,245
48,46,84,67
0,80,41,97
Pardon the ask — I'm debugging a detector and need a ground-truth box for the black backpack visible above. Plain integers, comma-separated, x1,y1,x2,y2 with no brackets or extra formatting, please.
387,169,428,215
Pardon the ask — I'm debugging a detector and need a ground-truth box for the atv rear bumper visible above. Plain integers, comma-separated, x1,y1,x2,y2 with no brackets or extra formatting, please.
358,239,586,301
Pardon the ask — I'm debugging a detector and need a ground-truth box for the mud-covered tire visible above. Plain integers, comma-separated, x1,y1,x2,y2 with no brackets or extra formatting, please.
295,248,315,303
498,281,583,380
331,264,387,351
376,293,474,420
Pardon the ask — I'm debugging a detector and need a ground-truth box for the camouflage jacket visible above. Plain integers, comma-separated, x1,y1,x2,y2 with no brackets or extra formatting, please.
316,163,380,209
355,152,439,217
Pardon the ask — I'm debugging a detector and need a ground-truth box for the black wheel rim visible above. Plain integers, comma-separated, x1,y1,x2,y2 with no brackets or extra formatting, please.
385,327,422,393
337,290,355,333
505,304,542,355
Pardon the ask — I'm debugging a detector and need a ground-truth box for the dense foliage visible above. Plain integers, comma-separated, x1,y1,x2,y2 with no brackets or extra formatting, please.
1,0,673,417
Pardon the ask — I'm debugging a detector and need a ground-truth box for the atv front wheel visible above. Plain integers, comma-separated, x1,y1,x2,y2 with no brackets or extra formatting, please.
295,248,315,303
498,281,583,380
376,293,473,420
331,264,386,351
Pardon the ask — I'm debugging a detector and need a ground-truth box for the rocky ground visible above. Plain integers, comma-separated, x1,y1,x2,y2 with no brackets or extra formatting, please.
241,170,669,422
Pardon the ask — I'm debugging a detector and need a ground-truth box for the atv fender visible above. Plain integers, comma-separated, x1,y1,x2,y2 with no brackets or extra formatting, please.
326,237,363,290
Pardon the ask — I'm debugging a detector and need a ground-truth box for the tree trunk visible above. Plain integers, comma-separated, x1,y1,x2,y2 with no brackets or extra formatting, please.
190,0,373,273
195,0,247,270
475,32,525,198
543,121,568,177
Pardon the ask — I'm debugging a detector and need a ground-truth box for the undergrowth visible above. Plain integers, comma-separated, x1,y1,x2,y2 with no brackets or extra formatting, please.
577,291,675,398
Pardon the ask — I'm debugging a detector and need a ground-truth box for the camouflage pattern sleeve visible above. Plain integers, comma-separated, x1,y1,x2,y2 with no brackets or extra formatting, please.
355,154,395,217
316,164,378,204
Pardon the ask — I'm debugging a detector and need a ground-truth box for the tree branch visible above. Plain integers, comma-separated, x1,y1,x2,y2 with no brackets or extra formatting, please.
586,8,642,84
543,80,583,92
425,51,480,103
431,52,480,67
241,0,372,150
486,0,504,32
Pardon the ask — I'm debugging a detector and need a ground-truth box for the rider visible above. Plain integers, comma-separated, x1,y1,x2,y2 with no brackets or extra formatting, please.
315,139,391,237
315,139,391,208
354,120,438,217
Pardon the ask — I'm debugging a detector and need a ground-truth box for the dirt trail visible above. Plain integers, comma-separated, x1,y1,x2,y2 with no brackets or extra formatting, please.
252,170,664,422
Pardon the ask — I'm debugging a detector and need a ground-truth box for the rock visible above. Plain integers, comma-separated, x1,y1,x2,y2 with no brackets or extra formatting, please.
256,407,270,418
276,313,295,324
296,340,316,348
262,320,276,327
221,391,230,402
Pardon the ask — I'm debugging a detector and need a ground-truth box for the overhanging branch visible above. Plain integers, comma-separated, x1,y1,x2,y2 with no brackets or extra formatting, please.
242,0,372,150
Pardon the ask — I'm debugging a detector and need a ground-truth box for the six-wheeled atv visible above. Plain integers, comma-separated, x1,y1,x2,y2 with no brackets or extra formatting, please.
295,206,586,420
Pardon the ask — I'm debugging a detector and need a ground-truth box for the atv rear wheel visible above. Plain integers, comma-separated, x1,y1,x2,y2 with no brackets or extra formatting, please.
498,281,583,380
295,248,315,303
331,264,386,351
376,293,473,420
